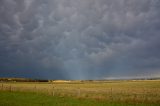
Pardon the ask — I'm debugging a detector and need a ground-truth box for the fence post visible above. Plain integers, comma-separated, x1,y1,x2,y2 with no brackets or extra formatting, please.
34,84,37,93
1,84,3,90
35,85,36,89
52,90,55,96
9,85,12,92
110,87,113,101
52,86,55,96
77,88,81,97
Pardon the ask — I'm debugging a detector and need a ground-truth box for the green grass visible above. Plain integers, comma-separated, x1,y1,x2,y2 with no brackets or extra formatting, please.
0,91,159,106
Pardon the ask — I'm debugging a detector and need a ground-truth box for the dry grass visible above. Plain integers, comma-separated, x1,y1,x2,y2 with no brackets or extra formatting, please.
0,80,160,104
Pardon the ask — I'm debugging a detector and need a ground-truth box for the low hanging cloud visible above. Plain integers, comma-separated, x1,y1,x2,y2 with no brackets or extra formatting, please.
0,0,160,79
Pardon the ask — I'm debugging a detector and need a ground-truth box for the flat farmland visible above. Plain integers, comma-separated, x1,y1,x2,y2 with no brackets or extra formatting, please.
0,80,160,106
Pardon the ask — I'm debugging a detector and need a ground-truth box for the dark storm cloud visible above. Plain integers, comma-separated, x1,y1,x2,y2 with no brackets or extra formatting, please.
0,0,160,79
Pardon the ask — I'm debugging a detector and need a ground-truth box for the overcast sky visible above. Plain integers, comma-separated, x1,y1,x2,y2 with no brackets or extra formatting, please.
0,0,160,80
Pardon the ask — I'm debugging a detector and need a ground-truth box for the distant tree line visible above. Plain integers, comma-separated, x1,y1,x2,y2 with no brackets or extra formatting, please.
0,78,48,82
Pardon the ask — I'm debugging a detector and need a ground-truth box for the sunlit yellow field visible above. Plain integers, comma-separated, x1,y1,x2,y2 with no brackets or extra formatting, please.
0,80,160,105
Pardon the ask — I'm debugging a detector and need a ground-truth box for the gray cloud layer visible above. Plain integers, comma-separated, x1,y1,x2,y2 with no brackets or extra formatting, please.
0,0,160,79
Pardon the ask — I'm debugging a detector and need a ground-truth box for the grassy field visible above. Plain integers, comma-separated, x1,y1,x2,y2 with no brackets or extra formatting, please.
0,80,160,106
